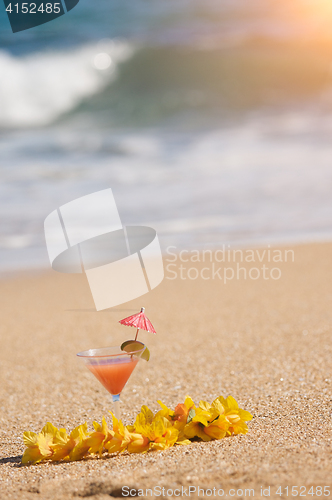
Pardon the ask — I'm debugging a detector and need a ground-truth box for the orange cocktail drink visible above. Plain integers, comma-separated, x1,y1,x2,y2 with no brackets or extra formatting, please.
87,357,139,395
77,346,145,420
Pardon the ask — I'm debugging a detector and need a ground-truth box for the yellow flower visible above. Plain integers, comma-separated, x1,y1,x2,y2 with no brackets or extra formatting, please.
51,428,74,462
146,416,179,451
155,400,192,445
68,423,90,461
134,405,154,426
22,431,46,465
154,422,179,450
198,400,212,412
212,396,253,435
204,414,230,440
174,435,191,445
105,413,130,454
156,401,175,421
22,422,58,464
85,417,111,456
172,420,191,445
121,405,153,453
183,408,212,441
131,408,180,452
127,432,150,453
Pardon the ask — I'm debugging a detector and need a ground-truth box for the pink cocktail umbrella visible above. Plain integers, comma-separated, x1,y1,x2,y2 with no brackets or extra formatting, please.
119,307,156,341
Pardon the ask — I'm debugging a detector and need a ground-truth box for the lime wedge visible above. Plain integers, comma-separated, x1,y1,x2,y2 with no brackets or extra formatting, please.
120,340,150,361
140,347,150,361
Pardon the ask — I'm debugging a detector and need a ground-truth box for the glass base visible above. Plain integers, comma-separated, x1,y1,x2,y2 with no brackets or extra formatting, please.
112,394,121,421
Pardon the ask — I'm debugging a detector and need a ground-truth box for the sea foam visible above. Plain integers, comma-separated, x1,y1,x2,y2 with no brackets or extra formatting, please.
0,40,134,128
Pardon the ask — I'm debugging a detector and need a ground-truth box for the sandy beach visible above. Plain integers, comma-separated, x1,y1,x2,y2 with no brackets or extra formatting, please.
0,242,331,499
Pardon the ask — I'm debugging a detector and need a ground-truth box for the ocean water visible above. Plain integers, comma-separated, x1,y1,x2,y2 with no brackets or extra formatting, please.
1,0,332,271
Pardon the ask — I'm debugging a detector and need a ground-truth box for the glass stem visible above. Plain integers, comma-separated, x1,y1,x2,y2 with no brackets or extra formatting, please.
112,394,121,421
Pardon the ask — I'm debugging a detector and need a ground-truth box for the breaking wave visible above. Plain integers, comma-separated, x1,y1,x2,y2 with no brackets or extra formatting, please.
0,40,134,128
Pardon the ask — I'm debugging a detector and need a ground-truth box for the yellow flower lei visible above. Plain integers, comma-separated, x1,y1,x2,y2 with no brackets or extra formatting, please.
22,395,252,464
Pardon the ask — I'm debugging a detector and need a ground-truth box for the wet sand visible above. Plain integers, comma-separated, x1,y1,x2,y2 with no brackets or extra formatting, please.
0,242,331,499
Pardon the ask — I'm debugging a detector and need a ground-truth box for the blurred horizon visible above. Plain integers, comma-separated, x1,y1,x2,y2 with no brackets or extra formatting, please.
1,0,332,272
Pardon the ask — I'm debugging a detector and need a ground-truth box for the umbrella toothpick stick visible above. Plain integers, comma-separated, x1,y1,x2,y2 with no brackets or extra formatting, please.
134,307,144,341
119,306,156,343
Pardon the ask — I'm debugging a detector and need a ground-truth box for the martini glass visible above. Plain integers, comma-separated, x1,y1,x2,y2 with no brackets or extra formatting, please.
77,346,145,421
